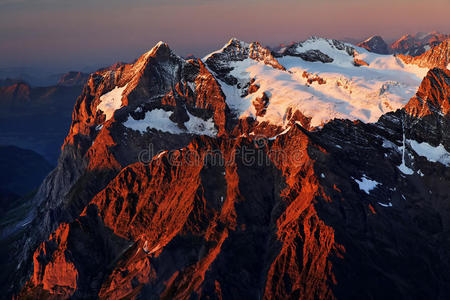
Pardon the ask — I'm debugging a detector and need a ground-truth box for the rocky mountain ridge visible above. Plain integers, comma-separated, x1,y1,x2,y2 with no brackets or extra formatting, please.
398,40,450,70
357,35,390,55
2,37,450,300
356,32,449,56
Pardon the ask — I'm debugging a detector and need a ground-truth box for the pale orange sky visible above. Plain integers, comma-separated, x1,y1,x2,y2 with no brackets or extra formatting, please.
0,0,449,72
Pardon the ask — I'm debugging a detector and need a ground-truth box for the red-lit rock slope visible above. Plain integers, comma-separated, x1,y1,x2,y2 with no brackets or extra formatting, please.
398,40,450,70
10,40,450,300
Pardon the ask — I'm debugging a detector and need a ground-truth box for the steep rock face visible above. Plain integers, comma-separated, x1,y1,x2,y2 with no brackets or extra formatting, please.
9,37,450,300
19,68,450,298
357,36,390,54
19,106,450,299
279,37,356,61
9,42,232,296
391,32,449,56
31,224,79,297
205,38,285,86
398,40,450,70
21,128,347,299
405,68,449,117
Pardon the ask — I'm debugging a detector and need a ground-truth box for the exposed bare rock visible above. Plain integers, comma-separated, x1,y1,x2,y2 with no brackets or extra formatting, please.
253,92,270,117
357,36,390,54
398,40,450,69
391,32,449,56
205,38,285,85
8,38,450,300
405,67,449,117
353,58,369,67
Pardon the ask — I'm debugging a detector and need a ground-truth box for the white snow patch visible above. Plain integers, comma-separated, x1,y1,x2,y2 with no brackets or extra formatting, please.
211,39,428,129
398,130,414,175
355,176,380,194
398,163,414,175
98,84,128,121
378,202,393,207
123,109,217,137
292,38,355,67
185,111,217,136
268,126,291,140
410,140,450,166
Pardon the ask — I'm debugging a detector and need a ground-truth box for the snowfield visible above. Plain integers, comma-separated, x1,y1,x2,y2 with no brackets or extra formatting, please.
410,140,450,166
210,38,428,128
354,175,380,194
116,37,432,137
123,108,217,137
98,84,128,121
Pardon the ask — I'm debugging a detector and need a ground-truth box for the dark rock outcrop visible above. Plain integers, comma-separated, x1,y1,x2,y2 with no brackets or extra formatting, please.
357,35,390,54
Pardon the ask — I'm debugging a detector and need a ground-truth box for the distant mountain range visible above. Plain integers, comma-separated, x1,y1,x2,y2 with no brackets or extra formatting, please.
357,31,449,56
0,71,88,163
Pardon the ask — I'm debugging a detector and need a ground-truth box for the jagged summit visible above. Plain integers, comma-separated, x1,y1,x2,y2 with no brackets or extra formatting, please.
135,41,178,67
148,41,172,56
277,36,356,63
357,35,390,54
225,37,247,46
391,31,449,56
398,40,450,70
204,38,285,85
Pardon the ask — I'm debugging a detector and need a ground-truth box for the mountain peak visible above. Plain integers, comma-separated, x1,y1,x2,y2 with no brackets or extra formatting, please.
130,41,179,74
221,37,249,51
357,35,389,54
146,41,172,57
227,37,241,44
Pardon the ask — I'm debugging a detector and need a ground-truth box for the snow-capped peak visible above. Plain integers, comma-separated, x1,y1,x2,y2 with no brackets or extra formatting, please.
203,38,249,61
144,41,173,58
212,36,429,129
357,36,390,55
225,37,249,48
279,37,356,66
